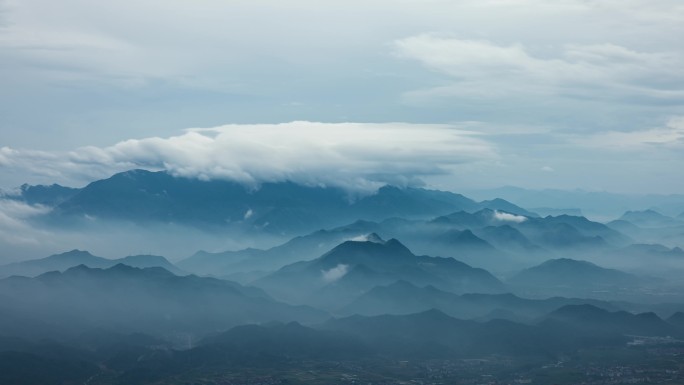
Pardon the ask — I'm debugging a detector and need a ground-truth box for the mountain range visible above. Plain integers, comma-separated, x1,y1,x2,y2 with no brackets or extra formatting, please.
179,206,639,277
3,168,684,385
0,264,325,341
0,249,184,278
340,279,618,321
509,258,639,289
254,235,505,309
466,186,684,219
14,169,534,236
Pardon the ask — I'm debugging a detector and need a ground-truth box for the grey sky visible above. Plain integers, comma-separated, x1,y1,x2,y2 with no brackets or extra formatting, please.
1,0,683,193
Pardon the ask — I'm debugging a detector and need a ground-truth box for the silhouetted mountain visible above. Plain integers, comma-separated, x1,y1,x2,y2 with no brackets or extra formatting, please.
433,229,494,249
0,250,105,277
0,249,185,278
619,210,682,228
429,210,621,252
605,219,684,262
183,209,525,279
45,169,506,234
323,309,626,357
475,225,544,254
0,264,326,341
430,209,508,228
529,207,584,217
199,322,369,361
4,183,80,206
509,258,639,289
479,198,539,217
466,186,684,219
606,219,643,235
351,185,480,219
539,215,631,246
178,220,382,276
341,280,617,320
516,221,609,250
254,237,505,308
178,248,267,277
426,229,517,271
117,254,185,275
619,243,684,260
667,312,684,328
543,304,677,337
49,170,350,233
0,308,663,385
181,205,635,281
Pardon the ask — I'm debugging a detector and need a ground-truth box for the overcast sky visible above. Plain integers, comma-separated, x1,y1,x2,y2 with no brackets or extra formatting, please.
1,0,683,193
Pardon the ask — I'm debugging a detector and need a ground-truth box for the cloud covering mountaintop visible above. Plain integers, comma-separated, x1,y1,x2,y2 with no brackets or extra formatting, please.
0,122,495,191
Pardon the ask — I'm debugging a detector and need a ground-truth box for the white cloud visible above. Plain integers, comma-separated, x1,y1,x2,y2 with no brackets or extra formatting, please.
395,35,684,103
321,264,349,283
0,121,497,191
493,210,527,223
0,199,51,246
569,116,684,150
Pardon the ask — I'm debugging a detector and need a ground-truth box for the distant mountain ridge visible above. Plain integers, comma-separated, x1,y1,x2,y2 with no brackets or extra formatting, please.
2,183,79,206
466,186,684,218
508,258,640,297
619,209,683,228
543,304,676,337
16,169,536,235
341,280,618,321
0,264,326,340
179,207,636,277
322,308,636,357
0,249,185,278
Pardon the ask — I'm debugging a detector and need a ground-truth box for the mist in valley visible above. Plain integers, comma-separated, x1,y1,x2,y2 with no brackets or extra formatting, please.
2,0,684,384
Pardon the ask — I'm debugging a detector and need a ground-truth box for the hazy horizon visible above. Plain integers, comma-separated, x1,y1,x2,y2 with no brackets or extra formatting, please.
2,3,684,384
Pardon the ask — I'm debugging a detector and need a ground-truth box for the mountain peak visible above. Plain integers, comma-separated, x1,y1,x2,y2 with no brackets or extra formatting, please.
509,258,638,289
409,308,454,322
365,233,384,243
384,238,413,253
349,233,385,244
550,303,607,318
46,249,98,262
619,209,678,227
327,237,414,261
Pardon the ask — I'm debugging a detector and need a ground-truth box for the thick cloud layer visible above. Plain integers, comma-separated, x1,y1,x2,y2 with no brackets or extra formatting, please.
0,121,496,190
2,117,684,194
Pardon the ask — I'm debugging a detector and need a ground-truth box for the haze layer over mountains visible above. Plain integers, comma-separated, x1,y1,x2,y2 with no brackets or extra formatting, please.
1,169,684,384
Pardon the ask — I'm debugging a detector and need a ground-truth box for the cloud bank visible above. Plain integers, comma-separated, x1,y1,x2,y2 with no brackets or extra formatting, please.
395,35,684,103
0,199,51,247
0,121,496,191
569,116,684,150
